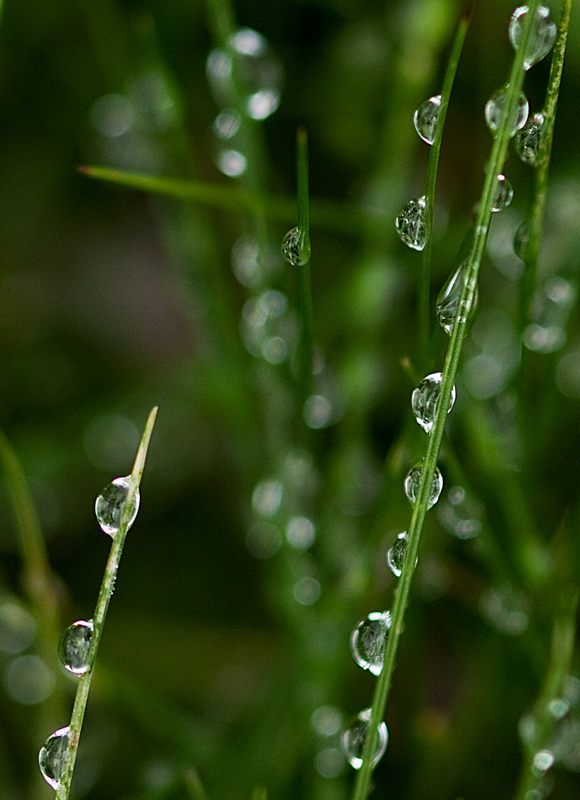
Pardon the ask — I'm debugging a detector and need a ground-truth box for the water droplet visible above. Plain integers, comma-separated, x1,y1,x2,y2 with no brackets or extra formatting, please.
437,486,482,539
413,95,442,145
286,516,316,549
212,109,241,140
515,112,544,166
95,476,139,537
524,277,576,353
509,6,557,70
315,747,345,778
479,585,529,635
549,698,570,720
405,463,443,508
206,28,283,120
252,479,283,517
216,148,247,177
485,87,529,136
231,236,262,288
350,611,391,676
304,394,333,429
342,708,388,770
311,705,343,737
281,227,310,266
411,372,456,433
58,620,93,675
533,749,555,773
492,174,514,212
293,576,321,605
39,726,70,789
0,599,36,655
4,655,55,705
514,220,531,260
395,196,427,251
387,531,409,578
436,261,478,335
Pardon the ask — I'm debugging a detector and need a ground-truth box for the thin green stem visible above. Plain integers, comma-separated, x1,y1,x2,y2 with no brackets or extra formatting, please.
55,407,158,800
419,1,473,367
351,5,542,799
518,0,573,334
296,128,313,411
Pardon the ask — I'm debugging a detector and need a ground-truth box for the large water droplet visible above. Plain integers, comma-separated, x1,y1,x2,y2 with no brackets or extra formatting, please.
515,112,544,166
411,372,456,433
491,174,514,213
436,261,478,335
485,87,529,136
281,227,310,266
387,531,409,578
342,709,388,770
39,726,70,789
350,611,391,676
413,95,442,145
95,476,139,537
58,620,93,675
509,6,557,70
404,463,443,508
395,196,427,251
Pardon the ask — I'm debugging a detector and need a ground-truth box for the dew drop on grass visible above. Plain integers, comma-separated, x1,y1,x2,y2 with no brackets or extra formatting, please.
436,261,478,335
212,109,241,140
39,726,70,789
514,220,531,260
404,463,443,508
350,611,391,676
485,87,529,136
395,196,427,251
524,277,576,353
342,709,388,770
492,175,514,212
509,6,557,70
515,113,544,166
58,620,93,675
387,532,409,577
411,372,456,433
95,476,139,537
532,750,555,773
281,227,310,266
437,486,482,539
413,95,442,145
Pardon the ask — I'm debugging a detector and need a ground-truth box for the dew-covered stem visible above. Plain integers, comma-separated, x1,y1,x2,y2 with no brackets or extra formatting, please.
351,7,543,800
55,407,158,800
518,0,573,335
513,587,579,800
296,128,313,411
419,1,472,367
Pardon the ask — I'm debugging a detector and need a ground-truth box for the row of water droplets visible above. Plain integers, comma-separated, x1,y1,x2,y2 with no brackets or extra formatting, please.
39,476,139,790
343,5,559,772
206,27,283,178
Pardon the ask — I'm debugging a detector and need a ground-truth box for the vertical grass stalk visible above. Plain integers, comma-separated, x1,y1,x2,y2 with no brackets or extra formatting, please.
55,406,158,800
351,5,544,799
296,127,313,411
419,1,473,366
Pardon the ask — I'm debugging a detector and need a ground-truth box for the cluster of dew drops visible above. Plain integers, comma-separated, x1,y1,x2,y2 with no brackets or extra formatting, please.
344,5,558,775
39,476,139,790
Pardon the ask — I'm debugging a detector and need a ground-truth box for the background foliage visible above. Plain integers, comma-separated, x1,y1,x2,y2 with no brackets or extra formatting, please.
0,0,579,799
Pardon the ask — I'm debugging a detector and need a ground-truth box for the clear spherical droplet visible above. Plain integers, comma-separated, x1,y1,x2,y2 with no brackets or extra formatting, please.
95,476,139,537
342,708,388,770
39,726,70,789
350,611,391,676
395,196,427,251
485,86,529,136
532,749,555,773
387,531,409,578
404,463,443,508
281,226,310,266
413,95,442,145
212,109,241,140
58,620,93,675
436,261,478,335
491,174,514,213
509,6,557,70
216,148,247,177
411,372,457,433
515,112,544,166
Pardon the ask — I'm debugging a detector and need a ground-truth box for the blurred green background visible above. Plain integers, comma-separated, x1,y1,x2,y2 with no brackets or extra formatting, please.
0,0,580,798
